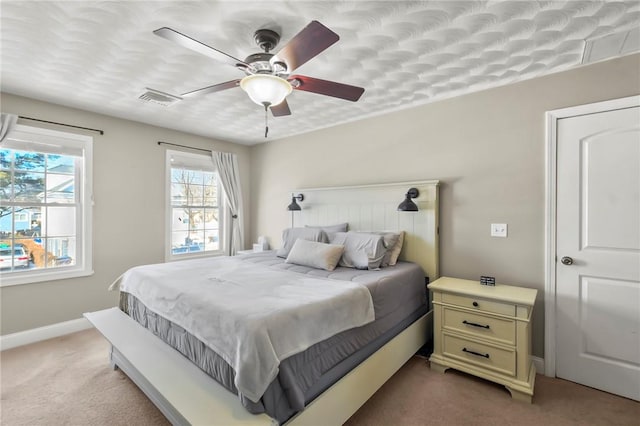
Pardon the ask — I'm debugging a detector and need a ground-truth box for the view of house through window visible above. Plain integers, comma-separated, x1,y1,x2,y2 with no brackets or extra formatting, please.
168,150,222,258
0,149,77,271
0,124,92,286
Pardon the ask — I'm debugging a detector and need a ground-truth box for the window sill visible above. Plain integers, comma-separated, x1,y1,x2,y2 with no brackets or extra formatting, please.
166,251,226,263
0,267,94,287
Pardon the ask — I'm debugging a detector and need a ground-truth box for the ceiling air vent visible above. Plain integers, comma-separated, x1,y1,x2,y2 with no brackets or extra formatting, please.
583,26,640,64
138,88,182,106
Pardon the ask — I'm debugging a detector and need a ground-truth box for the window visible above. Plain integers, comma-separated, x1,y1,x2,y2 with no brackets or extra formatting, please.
0,124,93,286
166,150,223,260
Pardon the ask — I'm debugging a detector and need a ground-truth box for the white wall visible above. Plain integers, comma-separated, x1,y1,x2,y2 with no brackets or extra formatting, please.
249,54,640,358
0,94,251,335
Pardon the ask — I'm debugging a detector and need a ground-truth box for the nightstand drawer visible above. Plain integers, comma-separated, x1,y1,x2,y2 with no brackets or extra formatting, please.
442,293,515,316
443,333,516,377
443,307,516,346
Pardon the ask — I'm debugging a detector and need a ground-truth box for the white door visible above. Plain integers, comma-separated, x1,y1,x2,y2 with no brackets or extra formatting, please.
556,102,640,401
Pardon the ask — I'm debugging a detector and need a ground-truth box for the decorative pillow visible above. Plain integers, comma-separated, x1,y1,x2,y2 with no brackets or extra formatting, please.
285,239,345,271
276,227,328,258
387,231,405,266
330,231,387,270
305,222,348,238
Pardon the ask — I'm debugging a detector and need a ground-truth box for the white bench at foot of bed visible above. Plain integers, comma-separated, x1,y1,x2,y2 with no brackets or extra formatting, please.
84,308,431,426
85,308,274,425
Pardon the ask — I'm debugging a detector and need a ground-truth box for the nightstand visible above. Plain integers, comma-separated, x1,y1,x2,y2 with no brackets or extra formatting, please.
428,277,537,402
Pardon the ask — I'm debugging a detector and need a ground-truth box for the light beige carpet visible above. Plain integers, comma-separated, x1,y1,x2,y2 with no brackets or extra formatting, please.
1,328,169,426
1,328,638,426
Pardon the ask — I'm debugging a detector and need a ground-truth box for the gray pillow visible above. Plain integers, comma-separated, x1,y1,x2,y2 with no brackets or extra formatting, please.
366,231,402,267
285,239,345,271
276,227,328,258
330,231,387,270
305,222,348,239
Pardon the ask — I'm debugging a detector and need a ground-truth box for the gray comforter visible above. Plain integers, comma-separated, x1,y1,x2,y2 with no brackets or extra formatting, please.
111,256,375,402
120,252,427,423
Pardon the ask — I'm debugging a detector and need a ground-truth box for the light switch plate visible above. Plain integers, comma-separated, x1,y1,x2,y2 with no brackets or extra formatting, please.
491,223,507,237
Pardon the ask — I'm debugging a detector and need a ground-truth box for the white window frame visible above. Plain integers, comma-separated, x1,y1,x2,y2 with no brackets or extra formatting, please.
0,124,93,287
165,149,225,262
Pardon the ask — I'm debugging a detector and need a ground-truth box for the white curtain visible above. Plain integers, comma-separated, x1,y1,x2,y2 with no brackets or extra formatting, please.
0,113,18,143
212,151,244,255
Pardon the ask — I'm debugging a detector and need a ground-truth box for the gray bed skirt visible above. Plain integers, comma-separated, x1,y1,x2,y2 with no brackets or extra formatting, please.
121,292,427,424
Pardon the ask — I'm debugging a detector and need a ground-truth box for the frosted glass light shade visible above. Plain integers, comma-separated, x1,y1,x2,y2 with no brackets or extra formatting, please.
240,74,292,106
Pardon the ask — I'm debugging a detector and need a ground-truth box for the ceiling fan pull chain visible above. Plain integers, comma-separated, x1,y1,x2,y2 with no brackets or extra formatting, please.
264,103,269,138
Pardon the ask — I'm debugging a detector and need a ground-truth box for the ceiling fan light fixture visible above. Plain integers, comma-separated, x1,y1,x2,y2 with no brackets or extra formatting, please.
240,74,292,107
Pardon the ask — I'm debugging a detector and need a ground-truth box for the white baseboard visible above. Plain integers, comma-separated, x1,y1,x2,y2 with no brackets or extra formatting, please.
532,356,545,376
0,317,92,351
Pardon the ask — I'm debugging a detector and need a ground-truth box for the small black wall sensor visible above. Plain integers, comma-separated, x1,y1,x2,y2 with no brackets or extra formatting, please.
480,276,496,286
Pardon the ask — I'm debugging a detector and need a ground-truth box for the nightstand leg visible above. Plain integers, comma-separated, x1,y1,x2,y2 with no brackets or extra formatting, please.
429,359,449,374
506,386,532,403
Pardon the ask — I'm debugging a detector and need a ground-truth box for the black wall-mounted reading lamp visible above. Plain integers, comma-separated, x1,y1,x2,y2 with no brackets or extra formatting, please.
287,193,304,226
397,188,419,211
287,193,304,211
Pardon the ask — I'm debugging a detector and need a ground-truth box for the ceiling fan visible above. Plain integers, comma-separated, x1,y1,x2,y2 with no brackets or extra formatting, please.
153,21,365,136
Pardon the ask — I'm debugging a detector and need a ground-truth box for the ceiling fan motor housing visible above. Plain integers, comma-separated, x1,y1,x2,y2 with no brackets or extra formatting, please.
244,52,275,74
246,29,288,75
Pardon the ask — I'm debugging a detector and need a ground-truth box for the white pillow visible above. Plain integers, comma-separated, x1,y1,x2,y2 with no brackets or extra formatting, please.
277,227,328,258
285,239,345,271
330,231,387,270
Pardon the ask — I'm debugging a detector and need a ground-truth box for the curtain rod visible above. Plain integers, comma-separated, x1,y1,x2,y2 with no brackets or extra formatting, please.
157,141,211,153
18,116,104,135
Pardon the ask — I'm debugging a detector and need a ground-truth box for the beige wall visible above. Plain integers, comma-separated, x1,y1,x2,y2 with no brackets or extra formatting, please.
2,54,638,353
0,94,251,335
249,53,640,358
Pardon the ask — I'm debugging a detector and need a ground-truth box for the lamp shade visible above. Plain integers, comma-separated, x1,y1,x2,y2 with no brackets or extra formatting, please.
240,74,292,106
397,195,418,211
287,197,301,211
287,193,304,211
397,188,419,211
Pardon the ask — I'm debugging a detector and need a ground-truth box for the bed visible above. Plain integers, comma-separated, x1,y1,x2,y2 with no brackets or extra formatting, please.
86,180,439,425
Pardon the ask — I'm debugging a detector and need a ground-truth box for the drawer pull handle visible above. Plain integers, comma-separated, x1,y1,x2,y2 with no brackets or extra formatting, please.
462,347,490,359
463,320,490,329
472,301,479,307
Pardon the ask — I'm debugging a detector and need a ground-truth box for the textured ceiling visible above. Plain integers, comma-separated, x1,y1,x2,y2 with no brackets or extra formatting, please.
1,1,639,145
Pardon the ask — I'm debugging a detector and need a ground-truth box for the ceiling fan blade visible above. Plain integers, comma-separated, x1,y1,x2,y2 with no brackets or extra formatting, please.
270,99,291,117
154,27,248,69
271,21,339,73
289,75,364,102
180,79,241,98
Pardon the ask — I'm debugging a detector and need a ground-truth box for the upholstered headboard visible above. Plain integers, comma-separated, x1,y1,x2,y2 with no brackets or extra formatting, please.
291,180,439,280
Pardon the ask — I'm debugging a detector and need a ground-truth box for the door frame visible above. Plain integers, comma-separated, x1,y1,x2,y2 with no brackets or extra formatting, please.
544,95,640,377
